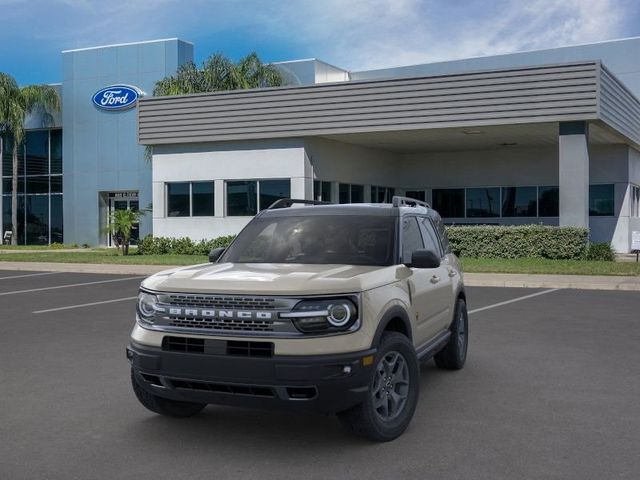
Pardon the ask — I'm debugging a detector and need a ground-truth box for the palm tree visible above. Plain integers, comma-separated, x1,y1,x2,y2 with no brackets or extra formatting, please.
106,208,145,256
0,73,60,245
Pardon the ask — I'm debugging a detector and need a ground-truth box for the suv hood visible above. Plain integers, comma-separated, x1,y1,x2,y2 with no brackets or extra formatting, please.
141,262,399,295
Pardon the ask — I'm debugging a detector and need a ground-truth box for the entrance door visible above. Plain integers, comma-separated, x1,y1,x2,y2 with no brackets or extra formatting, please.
107,194,139,247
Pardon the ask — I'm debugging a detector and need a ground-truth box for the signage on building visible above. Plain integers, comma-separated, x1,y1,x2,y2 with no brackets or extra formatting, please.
92,85,141,111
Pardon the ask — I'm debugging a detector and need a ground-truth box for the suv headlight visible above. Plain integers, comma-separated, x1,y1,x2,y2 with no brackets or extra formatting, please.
281,297,359,334
137,291,158,325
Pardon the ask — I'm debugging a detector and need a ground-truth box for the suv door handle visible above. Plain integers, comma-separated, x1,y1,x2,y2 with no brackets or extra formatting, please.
430,275,440,284
448,269,457,277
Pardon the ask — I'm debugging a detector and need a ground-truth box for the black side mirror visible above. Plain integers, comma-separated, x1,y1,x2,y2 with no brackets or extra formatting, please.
208,247,226,263
407,249,440,269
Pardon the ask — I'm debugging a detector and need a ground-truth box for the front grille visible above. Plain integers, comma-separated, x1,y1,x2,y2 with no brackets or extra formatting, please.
162,336,205,353
169,379,275,398
164,294,277,310
227,340,274,357
168,316,274,332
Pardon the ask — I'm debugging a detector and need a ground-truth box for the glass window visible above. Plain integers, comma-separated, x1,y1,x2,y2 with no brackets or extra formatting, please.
227,180,257,216
351,184,364,203
50,176,63,194
402,216,424,264
50,130,62,174
405,190,426,202
2,195,25,244
51,195,63,243
2,136,13,177
632,186,640,217
372,186,395,203
418,217,442,256
589,184,614,216
166,182,190,217
339,184,350,204
502,186,537,217
26,195,49,244
192,182,214,216
221,215,397,266
432,189,464,218
338,183,364,203
25,131,49,175
466,187,500,217
313,180,332,202
259,179,290,210
26,176,49,194
538,186,559,217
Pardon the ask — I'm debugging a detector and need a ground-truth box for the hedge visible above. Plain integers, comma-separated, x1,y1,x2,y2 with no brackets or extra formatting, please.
138,234,236,255
445,225,589,260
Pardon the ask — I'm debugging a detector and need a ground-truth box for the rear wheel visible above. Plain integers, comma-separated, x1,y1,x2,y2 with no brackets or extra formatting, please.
338,332,419,442
131,369,206,417
434,298,468,370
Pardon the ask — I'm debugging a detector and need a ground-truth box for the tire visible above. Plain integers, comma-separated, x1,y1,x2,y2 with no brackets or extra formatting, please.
338,332,419,442
434,298,468,370
131,369,206,417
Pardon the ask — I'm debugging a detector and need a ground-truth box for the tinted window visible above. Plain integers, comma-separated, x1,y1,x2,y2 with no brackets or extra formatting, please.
589,184,614,216
502,186,537,217
26,176,49,194
351,184,364,203
418,217,442,257
221,215,397,266
314,180,332,202
50,195,63,243
405,190,426,202
227,180,257,216
432,189,464,217
167,182,190,217
50,129,62,174
50,176,63,194
26,195,48,244
192,182,214,216
466,187,500,217
260,179,290,210
538,186,559,217
401,216,424,264
25,131,49,175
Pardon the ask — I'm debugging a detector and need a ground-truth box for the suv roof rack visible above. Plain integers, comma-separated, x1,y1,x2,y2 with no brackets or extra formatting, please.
391,196,430,209
267,198,334,210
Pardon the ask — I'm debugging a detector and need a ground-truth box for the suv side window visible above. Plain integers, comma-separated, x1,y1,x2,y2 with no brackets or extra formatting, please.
402,216,424,264
418,217,443,257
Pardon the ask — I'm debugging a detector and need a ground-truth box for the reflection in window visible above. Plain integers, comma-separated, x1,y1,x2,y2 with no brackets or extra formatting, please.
192,182,215,216
166,182,190,217
466,187,500,217
538,186,559,217
313,180,332,202
25,130,49,175
589,184,614,216
401,217,424,264
432,189,465,218
259,179,290,210
26,195,48,244
227,181,257,216
502,187,537,217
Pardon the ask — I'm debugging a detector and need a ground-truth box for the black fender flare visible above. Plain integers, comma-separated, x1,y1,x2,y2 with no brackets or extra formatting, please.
371,305,413,348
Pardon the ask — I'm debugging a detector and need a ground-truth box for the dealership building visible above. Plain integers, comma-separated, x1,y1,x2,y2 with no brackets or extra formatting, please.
3,37,640,251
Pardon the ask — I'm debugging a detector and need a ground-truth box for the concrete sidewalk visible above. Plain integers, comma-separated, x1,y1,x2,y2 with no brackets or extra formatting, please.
1,261,640,291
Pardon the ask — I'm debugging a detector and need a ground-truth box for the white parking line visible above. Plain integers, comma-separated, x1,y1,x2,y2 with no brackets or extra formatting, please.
0,272,61,280
33,296,138,314
0,276,145,296
468,288,560,315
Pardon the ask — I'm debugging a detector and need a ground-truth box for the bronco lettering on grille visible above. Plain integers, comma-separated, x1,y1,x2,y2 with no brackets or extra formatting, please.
167,308,274,320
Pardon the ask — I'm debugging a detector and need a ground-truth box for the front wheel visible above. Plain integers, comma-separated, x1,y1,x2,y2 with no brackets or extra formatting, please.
434,298,468,370
338,332,419,442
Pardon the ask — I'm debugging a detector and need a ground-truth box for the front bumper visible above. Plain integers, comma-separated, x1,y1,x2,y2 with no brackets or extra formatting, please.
127,341,376,414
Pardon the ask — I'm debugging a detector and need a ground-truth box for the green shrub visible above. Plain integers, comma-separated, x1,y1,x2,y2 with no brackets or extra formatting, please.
137,235,236,255
583,242,615,261
445,225,589,260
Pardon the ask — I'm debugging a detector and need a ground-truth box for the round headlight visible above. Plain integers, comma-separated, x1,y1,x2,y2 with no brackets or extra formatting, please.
137,292,157,319
327,303,352,327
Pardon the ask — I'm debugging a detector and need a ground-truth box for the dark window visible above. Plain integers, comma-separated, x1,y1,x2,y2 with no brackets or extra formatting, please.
418,217,442,256
432,189,464,218
166,182,190,217
259,179,290,210
192,182,214,216
433,216,451,253
2,195,25,244
221,215,397,266
2,136,13,177
26,195,48,244
401,216,424,264
538,186,559,217
589,184,614,216
466,187,500,217
50,195,63,243
339,183,364,203
502,187,537,217
313,180,332,202
372,186,395,203
227,180,257,216
25,131,49,175
405,190,426,202
50,130,62,174
26,176,49,194
50,176,63,194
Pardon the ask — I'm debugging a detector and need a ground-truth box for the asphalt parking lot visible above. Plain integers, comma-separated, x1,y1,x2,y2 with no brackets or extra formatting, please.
0,270,639,480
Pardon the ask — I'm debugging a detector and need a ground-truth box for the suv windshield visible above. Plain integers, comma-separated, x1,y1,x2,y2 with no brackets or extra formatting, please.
220,215,397,266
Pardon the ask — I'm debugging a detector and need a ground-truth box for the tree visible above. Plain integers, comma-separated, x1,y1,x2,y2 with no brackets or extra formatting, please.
106,208,144,256
0,73,60,245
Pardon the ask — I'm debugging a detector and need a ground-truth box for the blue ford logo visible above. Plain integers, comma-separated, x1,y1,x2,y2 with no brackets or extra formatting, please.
92,85,140,110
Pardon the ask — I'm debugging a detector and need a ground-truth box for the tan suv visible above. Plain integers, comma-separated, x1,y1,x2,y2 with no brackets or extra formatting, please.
127,197,468,441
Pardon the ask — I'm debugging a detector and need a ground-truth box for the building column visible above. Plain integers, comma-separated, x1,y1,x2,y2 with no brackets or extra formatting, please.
559,121,589,228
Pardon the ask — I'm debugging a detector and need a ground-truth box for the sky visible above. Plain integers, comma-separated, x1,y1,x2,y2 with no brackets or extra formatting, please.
1,0,639,85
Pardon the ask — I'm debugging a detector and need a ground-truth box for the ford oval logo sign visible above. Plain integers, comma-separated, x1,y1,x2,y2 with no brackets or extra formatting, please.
92,85,140,111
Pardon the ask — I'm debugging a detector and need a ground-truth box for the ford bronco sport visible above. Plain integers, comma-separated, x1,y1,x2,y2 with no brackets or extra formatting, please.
127,196,468,441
